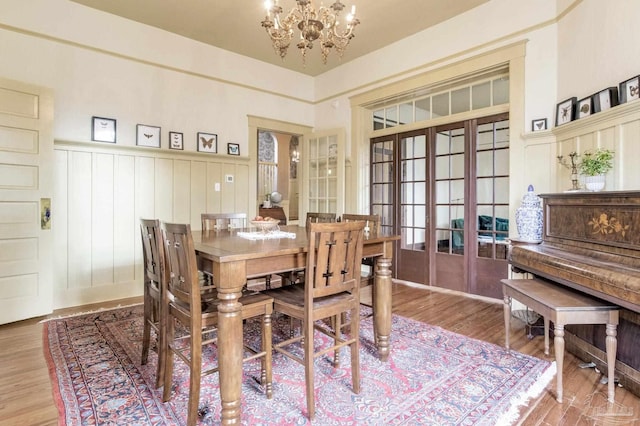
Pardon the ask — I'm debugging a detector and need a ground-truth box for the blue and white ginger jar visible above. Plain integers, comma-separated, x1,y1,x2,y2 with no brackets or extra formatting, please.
515,185,543,242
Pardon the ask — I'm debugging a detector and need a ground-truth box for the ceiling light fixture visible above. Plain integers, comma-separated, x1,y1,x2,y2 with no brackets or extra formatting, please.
261,0,360,65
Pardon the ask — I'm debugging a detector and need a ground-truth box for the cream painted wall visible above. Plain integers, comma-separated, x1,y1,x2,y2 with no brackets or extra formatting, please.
557,0,640,102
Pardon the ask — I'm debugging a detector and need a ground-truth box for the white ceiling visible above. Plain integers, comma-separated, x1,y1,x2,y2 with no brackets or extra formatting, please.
70,0,489,76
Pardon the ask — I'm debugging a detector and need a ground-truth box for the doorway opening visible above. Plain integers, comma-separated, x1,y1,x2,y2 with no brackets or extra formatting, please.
257,129,301,222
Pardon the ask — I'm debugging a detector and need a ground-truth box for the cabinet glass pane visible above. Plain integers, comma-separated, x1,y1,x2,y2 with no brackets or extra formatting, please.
401,138,413,159
402,159,414,180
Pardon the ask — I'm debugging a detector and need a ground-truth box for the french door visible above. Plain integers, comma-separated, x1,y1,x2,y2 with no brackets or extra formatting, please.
370,113,509,298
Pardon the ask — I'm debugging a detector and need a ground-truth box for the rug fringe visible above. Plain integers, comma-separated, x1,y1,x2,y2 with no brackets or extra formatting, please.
39,302,143,323
496,361,557,426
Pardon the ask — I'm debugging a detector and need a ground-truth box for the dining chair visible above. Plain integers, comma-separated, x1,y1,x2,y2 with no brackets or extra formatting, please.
160,222,274,426
201,212,247,231
340,214,381,287
276,212,338,288
305,212,337,225
139,218,166,388
263,220,365,420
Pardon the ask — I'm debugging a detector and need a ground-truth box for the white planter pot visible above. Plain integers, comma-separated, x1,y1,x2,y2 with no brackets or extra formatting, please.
584,174,606,191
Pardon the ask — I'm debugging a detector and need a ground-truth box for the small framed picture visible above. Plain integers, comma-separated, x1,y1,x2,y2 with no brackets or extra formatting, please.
531,118,547,132
169,131,183,150
227,143,240,156
593,87,619,113
577,96,593,119
136,124,161,148
619,75,640,104
555,97,576,126
197,132,217,153
91,116,116,143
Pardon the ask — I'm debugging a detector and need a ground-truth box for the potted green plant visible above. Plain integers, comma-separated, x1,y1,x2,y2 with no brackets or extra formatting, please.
578,148,614,191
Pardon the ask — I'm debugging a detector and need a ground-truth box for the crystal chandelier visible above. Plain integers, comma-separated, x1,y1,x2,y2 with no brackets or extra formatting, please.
261,0,360,65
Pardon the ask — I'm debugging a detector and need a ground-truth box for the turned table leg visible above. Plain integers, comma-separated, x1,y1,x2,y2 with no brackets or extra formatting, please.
374,257,392,361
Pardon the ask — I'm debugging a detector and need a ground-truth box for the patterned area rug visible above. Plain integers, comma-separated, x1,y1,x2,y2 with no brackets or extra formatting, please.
43,304,555,425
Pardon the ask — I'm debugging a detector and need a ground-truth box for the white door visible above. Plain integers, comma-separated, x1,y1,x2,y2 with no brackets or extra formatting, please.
0,77,54,324
301,128,346,219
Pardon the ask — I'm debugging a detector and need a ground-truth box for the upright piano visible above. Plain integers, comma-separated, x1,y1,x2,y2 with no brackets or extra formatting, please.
510,191,640,394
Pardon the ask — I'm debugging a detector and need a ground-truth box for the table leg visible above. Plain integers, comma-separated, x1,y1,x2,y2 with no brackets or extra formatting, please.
554,323,565,403
606,322,617,403
374,257,392,361
216,262,245,425
503,293,511,349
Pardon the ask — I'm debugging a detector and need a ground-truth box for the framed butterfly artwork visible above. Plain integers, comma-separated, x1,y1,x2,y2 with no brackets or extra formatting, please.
136,124,161,148
197,132,217,153
91,116,116,143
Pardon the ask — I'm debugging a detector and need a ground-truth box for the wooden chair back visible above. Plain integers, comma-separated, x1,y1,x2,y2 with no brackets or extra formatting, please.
201,213,247,231
139,218,166,387
307,221,365,299
306,212,337,226
162,222,202,317
140,218,164,291
341,214,381,234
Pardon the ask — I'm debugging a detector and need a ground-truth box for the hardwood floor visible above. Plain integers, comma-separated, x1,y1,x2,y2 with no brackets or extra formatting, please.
1,283,639,425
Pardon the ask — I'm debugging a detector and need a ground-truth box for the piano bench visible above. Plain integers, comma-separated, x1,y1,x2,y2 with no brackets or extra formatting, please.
501,278,620,404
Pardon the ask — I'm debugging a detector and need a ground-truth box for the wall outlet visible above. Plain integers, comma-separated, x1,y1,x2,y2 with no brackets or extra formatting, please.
225,174,234,183
214,182,220,191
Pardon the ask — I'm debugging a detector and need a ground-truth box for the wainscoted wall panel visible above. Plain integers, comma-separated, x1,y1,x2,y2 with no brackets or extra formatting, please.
523,100,640,195
53,141,250,309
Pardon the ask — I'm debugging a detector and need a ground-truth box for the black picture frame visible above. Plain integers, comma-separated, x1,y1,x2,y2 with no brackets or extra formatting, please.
592,87,619,113
531,118,547,132
136,124,161,148
91,116,116,143
227,143,240,156
577,95,593,119
169,131,183,150
555,97,576,126
619,75,640,104
197,132,217,153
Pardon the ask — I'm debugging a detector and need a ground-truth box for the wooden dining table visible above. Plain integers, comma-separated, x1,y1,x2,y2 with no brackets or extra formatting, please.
193,225,399,424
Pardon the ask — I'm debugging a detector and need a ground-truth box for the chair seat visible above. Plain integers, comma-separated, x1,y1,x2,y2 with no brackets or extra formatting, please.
263,284,356,318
